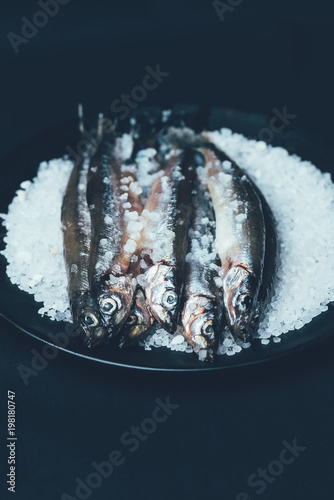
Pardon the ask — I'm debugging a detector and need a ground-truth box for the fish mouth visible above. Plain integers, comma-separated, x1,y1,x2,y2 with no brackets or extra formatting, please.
82,325,108,348
224,288,256,342
96,275,136,338
223,266,259,342
75,308,108,348
122,291,154,346
182,296,219,353
144,264,181,332
72,289,108,347
148,303,177,333
122,323,151,347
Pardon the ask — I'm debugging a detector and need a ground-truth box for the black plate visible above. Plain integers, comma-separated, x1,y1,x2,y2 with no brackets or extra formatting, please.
1,105,334,371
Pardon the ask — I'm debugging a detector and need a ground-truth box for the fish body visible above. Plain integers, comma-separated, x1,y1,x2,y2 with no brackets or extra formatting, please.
182,179,223,355
61,145,106,347
87,131,144,338
139,148,202,331
199,142,269,342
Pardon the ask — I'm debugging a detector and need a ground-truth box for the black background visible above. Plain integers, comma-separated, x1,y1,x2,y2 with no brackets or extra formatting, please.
1,1,334,499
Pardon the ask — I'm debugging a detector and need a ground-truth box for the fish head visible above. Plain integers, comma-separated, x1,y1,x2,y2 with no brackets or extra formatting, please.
122,289,154,346
223,266,258,342
72,293,108,348
97,274,136,337
144,264,181,332
182,295,219,354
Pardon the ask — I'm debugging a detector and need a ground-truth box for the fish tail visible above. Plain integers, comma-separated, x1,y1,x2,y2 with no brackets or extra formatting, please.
78,103,85,134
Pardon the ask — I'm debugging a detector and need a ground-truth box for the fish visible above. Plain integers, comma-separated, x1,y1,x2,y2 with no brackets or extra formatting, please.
139,147,202,332
118,238,156,347
181,178,224,356
61,107,107,347
87,122,144,339
120,288,155,347
116,114,168,346
199,141,276,342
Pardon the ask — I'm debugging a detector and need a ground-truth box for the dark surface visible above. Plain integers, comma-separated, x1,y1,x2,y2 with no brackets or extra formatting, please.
1,1,334,499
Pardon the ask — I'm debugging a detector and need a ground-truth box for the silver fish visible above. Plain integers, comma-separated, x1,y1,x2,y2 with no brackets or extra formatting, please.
139,148,202,332
87,126,143,339
61,108,107,347
182,179,223,356
199,141,276,342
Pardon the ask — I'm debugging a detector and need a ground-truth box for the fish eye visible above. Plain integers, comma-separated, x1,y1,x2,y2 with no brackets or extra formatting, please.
162,290,179,309
100,297,119,315
202,321,214,336
126,314,137,326
238,295,253,312
83,313,99,327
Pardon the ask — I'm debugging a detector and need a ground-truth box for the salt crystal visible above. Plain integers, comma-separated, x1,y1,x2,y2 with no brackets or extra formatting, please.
124,210,139,221
131,231,141,241
20,180,31,190
235,213,246,222
261,339,270,345
17,190,26,203
223,338,234,347
137,273,147,287
124,239,137,254
198,350,207,361
171,335,184,345
242,342,252,349
127,220,143,233
214,276,224,288
104,215,113,224
129,181,143,195
222,160,232,170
